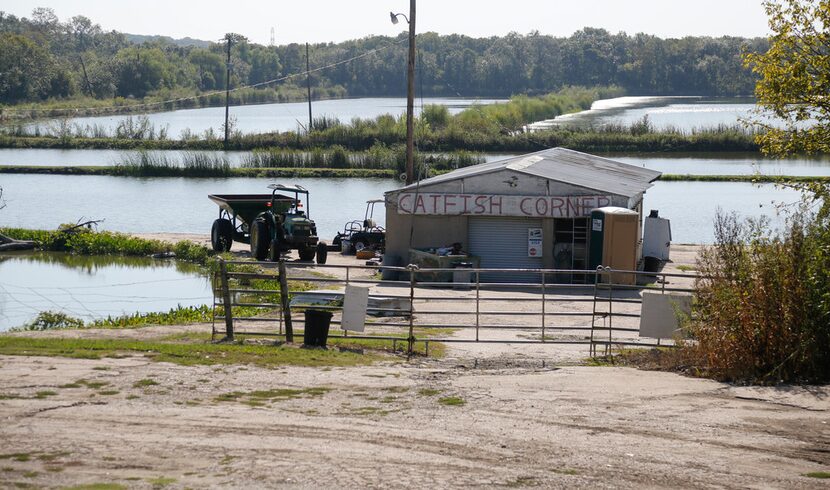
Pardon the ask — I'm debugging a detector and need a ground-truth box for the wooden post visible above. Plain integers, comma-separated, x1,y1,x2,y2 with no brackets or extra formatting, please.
219,258,234,340
407,265,416,355
404,0,417,185
306,42,313,132
223,34,233,147
278,260,294,342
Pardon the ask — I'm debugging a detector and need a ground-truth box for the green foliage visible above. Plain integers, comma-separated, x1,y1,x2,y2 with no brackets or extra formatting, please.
0,226,215,264
20,311,84,330
687,197,830,383
744,0,830,155
90,305,214,328
115,149,231,176
0,9,763,110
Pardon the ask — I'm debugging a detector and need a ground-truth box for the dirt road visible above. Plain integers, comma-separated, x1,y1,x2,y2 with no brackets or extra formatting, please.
0,338,828,489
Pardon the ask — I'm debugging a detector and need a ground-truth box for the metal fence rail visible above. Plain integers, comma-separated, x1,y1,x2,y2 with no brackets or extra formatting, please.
211,258,699,355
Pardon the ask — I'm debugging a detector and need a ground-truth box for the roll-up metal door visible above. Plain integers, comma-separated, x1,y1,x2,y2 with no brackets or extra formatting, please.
468,217,543,283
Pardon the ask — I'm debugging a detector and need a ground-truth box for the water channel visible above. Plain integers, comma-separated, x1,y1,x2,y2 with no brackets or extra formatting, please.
3,149,830,177
17,97,506,138
0,252,212,331
0,173,804,244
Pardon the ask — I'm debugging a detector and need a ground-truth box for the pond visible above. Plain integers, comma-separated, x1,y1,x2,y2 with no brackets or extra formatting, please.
2,149,830,177
16,97,506,139
0,252,212,331
528,96,800,133
0,173,804,244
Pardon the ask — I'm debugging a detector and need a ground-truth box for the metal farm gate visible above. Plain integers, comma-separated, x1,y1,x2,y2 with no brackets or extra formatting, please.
212,258,697,355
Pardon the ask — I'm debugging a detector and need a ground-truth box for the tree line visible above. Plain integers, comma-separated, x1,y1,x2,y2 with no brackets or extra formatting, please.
0,8,767,106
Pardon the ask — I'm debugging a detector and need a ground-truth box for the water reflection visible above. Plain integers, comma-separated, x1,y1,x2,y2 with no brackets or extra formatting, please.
0,252,211,331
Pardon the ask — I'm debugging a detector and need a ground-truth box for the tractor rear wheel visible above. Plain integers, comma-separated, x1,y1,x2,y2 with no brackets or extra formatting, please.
250,219,270,261
298,245,316,261
316,242,328,264
211,218,234,252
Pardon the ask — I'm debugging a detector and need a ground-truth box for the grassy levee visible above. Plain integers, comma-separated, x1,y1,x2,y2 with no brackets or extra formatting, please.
0,226,214,264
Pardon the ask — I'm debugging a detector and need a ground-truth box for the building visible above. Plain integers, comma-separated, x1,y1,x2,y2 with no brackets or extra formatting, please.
383,148,662,280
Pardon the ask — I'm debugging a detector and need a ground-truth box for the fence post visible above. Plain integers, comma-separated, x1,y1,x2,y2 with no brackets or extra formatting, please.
278,260,294,343
219,258,234,341
541,271,546,343
407,265,417,355
475,270,480,342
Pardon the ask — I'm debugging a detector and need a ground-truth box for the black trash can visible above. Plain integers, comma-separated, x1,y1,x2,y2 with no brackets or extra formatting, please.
643,256,661,273
303,309,333,347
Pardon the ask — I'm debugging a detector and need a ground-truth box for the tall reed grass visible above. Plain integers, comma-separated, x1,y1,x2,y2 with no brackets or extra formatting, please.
114,150,231,177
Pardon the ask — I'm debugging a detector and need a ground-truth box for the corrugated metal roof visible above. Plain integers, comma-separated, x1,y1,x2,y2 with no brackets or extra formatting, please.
389,148,662,198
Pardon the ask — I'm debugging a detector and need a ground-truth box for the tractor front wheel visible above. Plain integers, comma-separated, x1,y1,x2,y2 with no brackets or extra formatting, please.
316,242,328,264
250,219,270,261
298,245,316,261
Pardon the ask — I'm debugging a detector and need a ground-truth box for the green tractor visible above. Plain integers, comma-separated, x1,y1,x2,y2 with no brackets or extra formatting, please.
208,184,327,263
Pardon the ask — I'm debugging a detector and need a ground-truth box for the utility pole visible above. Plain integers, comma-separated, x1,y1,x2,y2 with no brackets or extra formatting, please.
405,0,416,185
306,42,313,132
224,34,233,147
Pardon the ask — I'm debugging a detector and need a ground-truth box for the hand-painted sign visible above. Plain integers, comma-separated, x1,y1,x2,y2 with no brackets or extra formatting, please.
396,193,613,218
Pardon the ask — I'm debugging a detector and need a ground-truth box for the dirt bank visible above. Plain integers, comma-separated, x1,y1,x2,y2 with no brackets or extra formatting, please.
0,339,828,488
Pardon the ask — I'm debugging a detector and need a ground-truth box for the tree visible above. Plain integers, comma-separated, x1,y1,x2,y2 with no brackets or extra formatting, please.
744,0,830,155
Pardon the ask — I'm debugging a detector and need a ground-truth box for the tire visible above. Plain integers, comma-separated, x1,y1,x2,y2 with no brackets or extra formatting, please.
211,218,234,252
249,219,270,261
354,241,367,252
298,245,316,261
316,242,328,265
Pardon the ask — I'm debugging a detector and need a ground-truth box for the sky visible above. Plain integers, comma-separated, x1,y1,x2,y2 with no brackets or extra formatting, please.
2,1,771,45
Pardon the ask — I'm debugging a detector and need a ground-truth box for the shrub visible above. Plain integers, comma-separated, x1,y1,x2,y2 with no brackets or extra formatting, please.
685,186,830,384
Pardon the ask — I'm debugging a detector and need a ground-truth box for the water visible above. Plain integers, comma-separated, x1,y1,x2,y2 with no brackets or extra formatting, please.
0,252,211,331
0,174,403,240
528,96,777,132
4,149,830,177
18,97,505,139
0,173,803,244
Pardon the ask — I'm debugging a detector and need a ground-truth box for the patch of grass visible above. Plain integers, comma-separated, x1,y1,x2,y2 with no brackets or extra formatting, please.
437,396,466,406
132,378,159,388
505,476,538,487
65,484,127,490
675,264,696,272
417,388,441,397
552,468,579,475
37,452,71,462
22,471,38,478
383,386,409,393
805,472,830,479
0,393,22,400
147,476,176,487
0,337,381,368
349,406,390,416
81,381,108,389
34,390,57,399
0,453,31,462
97,390,120,396
91,366,110,371
125,395,140,400
216,387,331,406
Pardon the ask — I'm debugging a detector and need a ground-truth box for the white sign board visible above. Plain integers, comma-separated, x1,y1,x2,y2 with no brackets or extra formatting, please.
639,292,692,339
397,193,613,218
527,228,543,258
341,285,369,332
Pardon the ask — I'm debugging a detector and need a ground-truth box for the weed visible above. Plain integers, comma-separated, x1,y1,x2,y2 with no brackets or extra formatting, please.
805,472,830,479
65,484,127,490
675,265,696,272
147,476,176,487
34,390,57,399
417,388,440,397
438,396,466,406
125,395,140,400
97,390,120,396
21,471,38,478
92,366,110,371
133,379,159,388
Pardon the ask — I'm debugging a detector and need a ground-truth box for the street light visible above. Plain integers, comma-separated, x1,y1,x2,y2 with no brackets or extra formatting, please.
390,1,416,185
